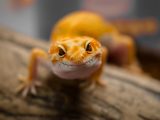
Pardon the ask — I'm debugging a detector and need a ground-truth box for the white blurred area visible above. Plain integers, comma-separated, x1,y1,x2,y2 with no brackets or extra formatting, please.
0,0,80,39
0,0,38,38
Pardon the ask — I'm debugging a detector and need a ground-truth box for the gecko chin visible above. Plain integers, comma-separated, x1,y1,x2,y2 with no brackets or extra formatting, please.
51,56,102,80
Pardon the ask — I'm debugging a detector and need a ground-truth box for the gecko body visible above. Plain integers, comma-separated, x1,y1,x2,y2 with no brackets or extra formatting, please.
17,11,139,96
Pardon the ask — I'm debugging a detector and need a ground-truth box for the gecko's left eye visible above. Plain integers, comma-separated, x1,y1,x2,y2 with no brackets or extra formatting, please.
85,42,92,53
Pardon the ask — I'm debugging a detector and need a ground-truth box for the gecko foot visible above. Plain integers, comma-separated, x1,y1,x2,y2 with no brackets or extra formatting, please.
16,75,42,97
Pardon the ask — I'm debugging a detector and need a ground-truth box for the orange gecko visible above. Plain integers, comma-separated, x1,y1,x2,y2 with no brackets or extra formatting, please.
17,11,140,96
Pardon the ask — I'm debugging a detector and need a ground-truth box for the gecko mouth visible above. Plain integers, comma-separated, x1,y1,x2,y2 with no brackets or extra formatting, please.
61,53,101,67
61,57,96,66
51,53,102,79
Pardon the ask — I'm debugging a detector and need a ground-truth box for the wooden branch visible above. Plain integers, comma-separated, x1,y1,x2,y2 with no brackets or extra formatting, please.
0,28,160,120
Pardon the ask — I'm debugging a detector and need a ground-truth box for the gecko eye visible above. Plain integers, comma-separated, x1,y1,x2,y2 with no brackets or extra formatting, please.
58,47,66,57
85,42,92,53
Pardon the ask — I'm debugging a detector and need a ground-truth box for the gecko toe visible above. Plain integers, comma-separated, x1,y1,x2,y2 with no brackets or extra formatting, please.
17,75,41,97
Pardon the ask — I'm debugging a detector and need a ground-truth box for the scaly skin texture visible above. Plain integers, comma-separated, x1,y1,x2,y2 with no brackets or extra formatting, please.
51,11,118,40
17,11,140,97
17,36,107,97
49,36,107,80
51,11,138,68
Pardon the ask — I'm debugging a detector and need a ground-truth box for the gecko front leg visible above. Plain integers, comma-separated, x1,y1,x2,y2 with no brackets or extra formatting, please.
17,48,48,97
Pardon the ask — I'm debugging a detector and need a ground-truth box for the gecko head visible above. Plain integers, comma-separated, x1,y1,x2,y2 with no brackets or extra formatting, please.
48,36,103,79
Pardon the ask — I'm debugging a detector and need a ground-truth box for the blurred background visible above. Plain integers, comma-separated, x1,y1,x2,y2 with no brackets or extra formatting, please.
0,0,160,79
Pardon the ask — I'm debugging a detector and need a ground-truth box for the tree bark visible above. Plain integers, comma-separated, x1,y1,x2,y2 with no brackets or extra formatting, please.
0,28,160,120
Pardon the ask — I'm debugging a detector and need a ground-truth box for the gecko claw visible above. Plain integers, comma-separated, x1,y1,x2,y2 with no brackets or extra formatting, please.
16,74,41,97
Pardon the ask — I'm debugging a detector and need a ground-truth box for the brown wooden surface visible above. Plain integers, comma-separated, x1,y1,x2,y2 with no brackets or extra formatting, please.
0,28,160,120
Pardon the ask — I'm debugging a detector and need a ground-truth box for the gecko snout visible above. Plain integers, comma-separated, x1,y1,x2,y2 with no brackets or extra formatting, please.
68,47,86,64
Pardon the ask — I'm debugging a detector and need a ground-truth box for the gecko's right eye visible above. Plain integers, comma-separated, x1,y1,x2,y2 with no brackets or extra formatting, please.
58,47,66,57
85,42,92,54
